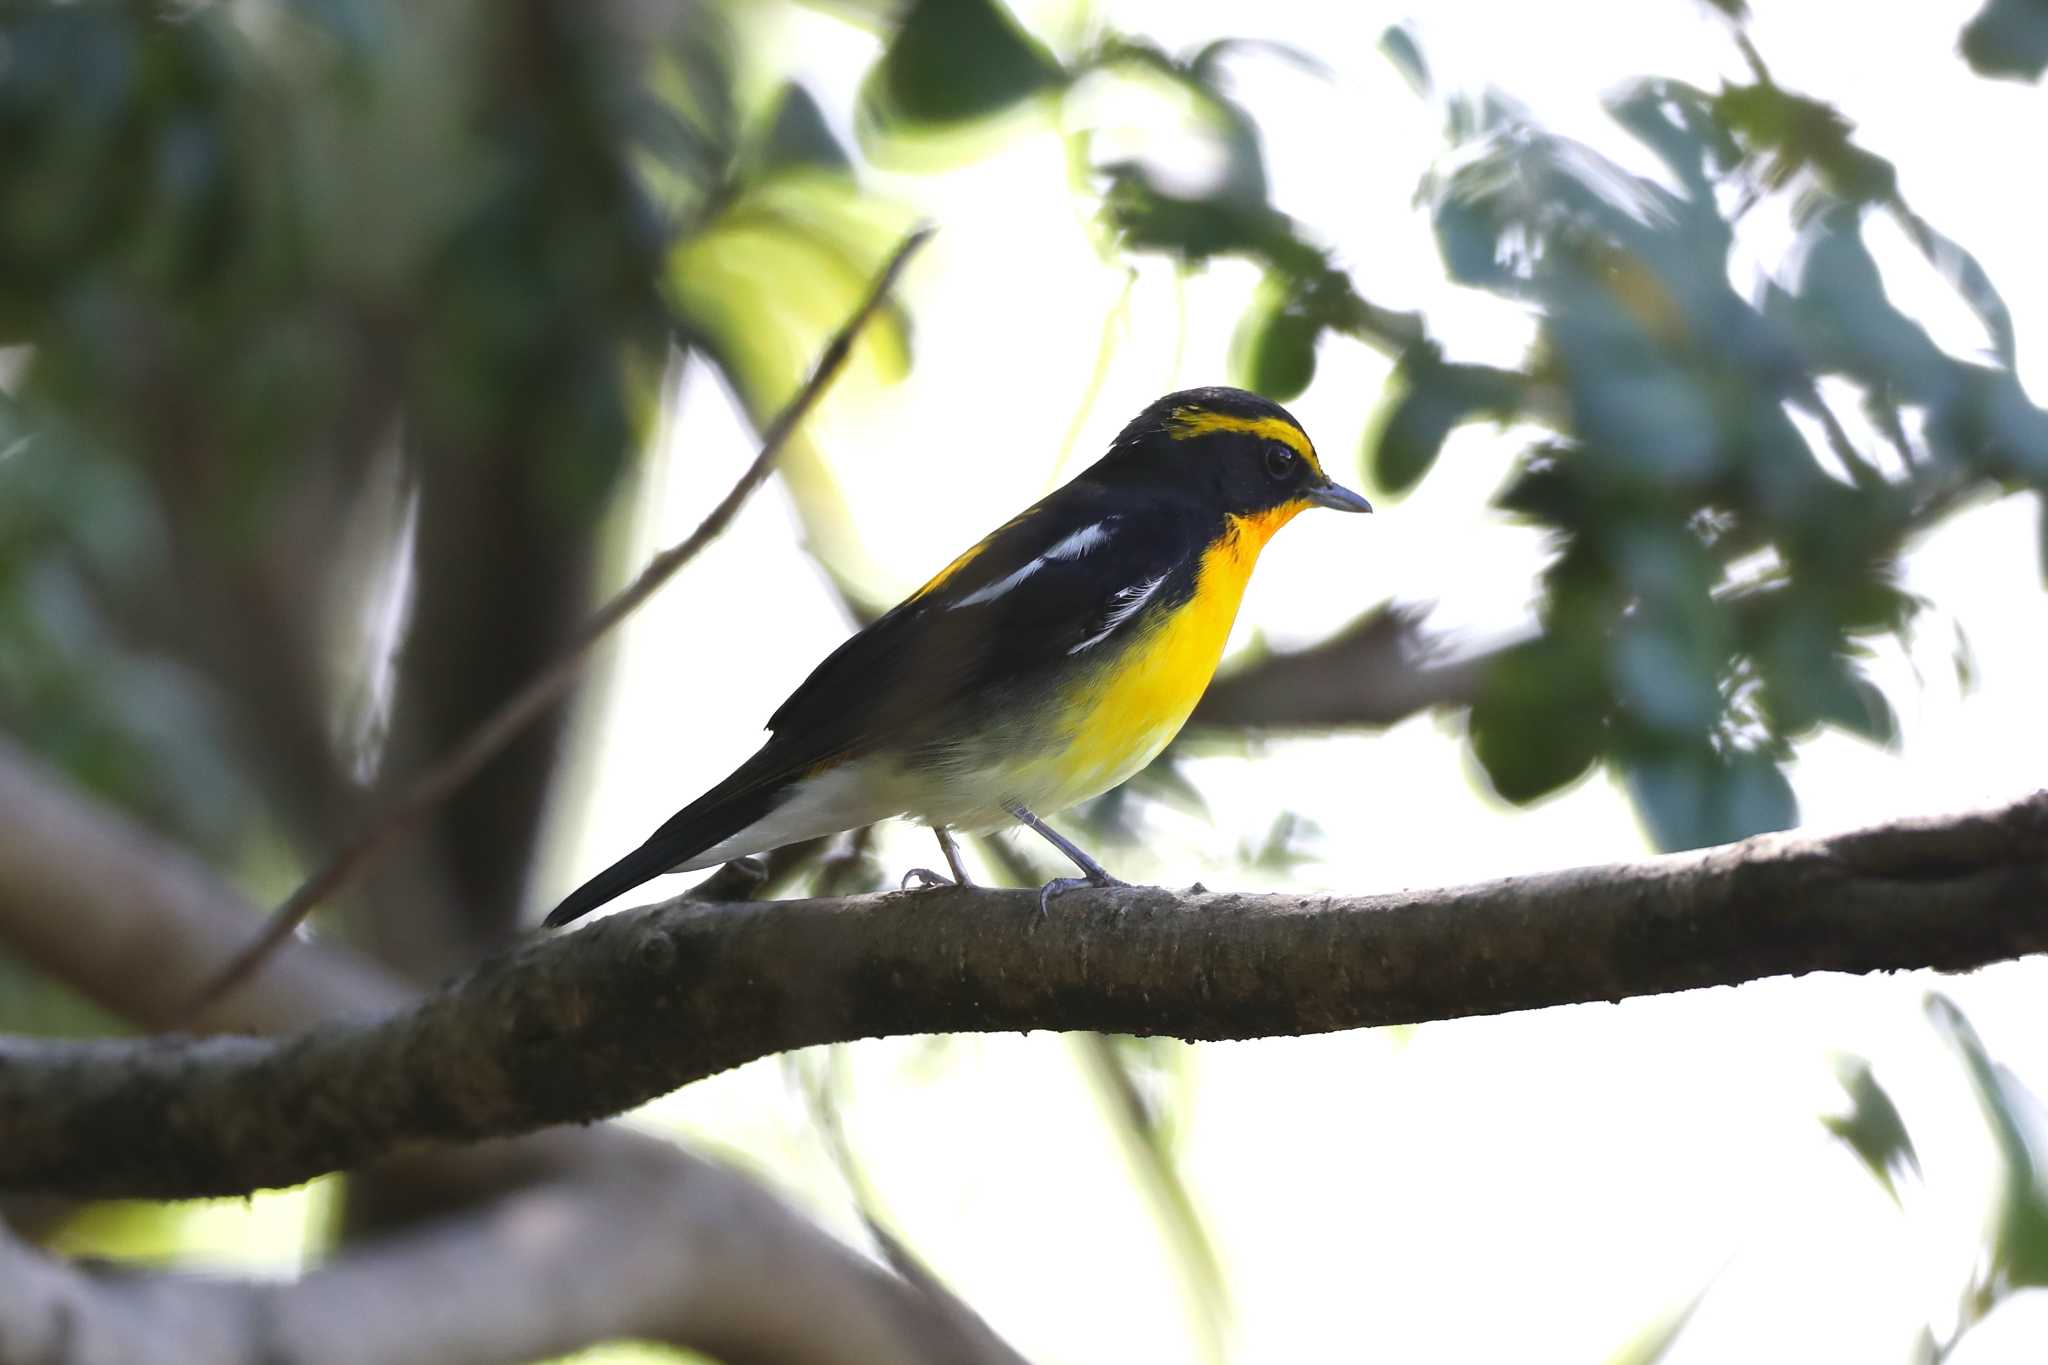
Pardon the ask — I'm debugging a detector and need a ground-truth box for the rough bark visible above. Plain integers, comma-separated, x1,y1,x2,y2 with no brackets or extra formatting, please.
7,791,2043,1200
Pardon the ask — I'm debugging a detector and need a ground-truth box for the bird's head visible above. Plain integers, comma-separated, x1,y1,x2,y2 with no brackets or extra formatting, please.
1097,387,1372,531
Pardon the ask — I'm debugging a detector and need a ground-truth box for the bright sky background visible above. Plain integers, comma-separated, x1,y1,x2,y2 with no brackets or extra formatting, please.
527,3,2048,1361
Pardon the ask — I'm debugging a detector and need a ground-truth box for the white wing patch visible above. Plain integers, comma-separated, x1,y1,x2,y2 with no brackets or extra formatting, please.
1069,571,1168,654
952,517,1118,609
1044,520,1115,560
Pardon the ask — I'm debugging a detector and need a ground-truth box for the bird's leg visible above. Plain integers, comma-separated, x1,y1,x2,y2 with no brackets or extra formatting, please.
936,826,973,884
1004,802,1128,913
901,826,974,890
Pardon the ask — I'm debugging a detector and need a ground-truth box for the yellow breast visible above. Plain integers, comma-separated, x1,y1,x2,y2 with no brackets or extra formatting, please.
1024,503,1303,810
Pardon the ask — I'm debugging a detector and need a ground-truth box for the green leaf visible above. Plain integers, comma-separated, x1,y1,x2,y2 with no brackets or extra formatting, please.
1494,448,1584,525
1230,278,1318,402
1821,1055,1920,1207
866,0,1064,129
1469,640,1607,803
1367,353,1520,498
668,180,914,407
758,81,852,175
1961,0,2048,81
1927,994,2048,1289
1620,747,1796,852
1817,669,1898,747
1377,24,1431,97
1609,623,1720,737
1755,619,1899,746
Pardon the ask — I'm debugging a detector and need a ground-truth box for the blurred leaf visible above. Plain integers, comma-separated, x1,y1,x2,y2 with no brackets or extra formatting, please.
1961,0,2048,81
1619,746,1796,852
1713,81,1896,203
1378,24,1431,97
2039,492,2048,588
1367,351,1521,497
1821,1055,1921,1207
758,81,852,174
1922,364,2048,481
670,177,914,409
1773,207,1950,396
1893,205,2017,369
1124,751,1211,821
1602,1283,1710,1365
288,0,388,61
1188,37,1331,84
1469,639,1607,803
1086,34,1276,208
1820,668,1897,746
1750,603,1899,745
1101,165,1273,263
669,179,913,582
1928,994,2048,1290
865,0,1064,129
1231,276,1318,402
1610,621,1720,737
1495,448,1586,524
1240,810,1321,873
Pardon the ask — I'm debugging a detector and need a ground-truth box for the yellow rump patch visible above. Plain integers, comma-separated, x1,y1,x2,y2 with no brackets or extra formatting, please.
1166,407,1325,479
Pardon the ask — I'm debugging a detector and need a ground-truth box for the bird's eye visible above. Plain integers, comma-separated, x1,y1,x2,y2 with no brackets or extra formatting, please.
1262,442,1298,482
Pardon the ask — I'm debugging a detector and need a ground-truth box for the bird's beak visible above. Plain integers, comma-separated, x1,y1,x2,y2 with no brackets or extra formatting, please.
1305,477,1373,513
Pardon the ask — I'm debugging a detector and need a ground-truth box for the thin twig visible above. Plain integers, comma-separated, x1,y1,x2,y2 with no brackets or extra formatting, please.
190,225,935,1016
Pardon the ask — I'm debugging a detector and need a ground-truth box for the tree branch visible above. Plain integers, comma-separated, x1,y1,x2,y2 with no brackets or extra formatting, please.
1189,605,1511,733
0,735,405,1036
8,792,2044,1200
0,1158,1022,1365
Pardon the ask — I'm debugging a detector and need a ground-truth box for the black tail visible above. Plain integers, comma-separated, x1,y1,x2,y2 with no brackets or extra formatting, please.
542,761,787,928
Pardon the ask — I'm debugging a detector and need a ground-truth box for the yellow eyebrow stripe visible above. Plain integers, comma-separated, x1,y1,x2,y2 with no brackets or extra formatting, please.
1166,408,1324,479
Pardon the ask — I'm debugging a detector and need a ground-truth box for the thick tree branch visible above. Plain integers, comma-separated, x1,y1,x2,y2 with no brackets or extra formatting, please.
0,735,405,1036
7,792,2044,1200
0,1159,1020,1365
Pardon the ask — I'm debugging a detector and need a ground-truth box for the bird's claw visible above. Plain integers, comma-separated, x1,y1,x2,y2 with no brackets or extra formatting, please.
1035,871,1129,916
900,867,954,891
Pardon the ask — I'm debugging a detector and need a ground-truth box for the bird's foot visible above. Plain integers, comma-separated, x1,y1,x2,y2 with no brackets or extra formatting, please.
900,867,955,891
1036,870,1129,916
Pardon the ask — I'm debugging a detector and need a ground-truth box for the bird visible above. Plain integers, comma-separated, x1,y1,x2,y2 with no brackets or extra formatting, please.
543,385,1371,927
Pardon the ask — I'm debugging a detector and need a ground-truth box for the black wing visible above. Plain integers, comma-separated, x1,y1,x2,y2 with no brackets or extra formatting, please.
762,478,1207,767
